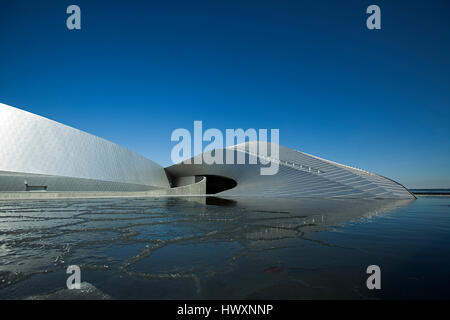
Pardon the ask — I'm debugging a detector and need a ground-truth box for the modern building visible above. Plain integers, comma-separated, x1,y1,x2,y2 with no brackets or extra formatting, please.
166,142,416,199
0,103,169,192
0,103,415,199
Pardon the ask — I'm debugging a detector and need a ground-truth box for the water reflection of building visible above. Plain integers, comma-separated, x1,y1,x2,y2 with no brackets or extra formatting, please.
201,197,414,243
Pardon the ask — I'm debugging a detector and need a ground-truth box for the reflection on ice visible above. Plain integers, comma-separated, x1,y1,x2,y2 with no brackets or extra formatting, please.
0,196,415,299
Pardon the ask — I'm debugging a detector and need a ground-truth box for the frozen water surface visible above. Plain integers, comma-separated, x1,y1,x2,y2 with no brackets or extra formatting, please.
0,196,449,299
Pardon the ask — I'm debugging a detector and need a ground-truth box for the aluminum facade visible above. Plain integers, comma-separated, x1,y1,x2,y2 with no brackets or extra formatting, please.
0,103,170,191
0,103,415,199
166,142,416,199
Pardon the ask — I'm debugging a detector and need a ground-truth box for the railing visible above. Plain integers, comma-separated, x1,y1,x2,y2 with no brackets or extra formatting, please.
230,146,323,175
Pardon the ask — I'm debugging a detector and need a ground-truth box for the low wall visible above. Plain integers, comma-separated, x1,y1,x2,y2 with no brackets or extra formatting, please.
0,177,206,201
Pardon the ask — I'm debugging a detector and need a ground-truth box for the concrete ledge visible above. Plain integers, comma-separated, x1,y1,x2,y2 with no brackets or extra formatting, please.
0,177,206,201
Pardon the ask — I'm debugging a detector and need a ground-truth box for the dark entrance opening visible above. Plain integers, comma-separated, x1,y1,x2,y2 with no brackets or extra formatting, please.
202,175,237,194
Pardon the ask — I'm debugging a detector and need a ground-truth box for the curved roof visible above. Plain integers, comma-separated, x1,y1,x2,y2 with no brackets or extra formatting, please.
166,141,415,199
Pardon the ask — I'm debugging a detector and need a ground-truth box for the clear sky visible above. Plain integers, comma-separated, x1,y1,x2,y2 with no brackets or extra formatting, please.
0,0,449,188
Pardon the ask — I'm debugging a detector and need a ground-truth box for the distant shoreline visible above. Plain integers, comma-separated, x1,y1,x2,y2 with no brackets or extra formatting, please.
409,189,450,196
414,194,450,197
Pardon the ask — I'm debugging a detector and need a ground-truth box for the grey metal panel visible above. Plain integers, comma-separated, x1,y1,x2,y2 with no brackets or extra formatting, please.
0,103,170,190
0,171,162,192
166,141,415,199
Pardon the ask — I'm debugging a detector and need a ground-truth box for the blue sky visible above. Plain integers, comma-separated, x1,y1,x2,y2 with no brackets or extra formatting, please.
0,0,449,188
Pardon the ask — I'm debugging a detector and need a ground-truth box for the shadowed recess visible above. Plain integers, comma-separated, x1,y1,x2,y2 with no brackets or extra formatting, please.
203,175,237,194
